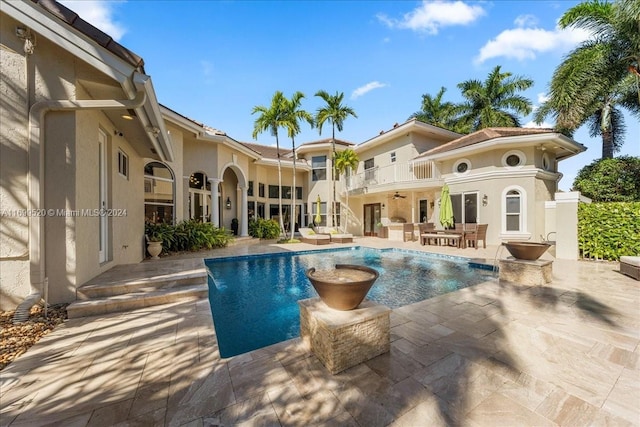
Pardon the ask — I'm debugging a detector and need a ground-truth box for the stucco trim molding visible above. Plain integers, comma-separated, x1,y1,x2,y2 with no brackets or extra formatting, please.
446,168,560,184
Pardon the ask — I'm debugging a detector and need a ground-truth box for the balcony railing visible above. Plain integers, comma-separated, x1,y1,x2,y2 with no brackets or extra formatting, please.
345,160,440,191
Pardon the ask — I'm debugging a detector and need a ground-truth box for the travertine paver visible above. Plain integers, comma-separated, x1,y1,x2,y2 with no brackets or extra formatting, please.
1,238,639,426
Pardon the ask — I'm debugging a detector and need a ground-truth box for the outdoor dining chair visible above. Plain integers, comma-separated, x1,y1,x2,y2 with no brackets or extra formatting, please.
466,224,488,249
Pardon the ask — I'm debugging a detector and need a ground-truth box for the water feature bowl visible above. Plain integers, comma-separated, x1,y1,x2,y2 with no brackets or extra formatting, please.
503,241,551,261
306,264,379,310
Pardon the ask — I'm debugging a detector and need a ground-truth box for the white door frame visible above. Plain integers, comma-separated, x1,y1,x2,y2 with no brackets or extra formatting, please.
98,130,108,263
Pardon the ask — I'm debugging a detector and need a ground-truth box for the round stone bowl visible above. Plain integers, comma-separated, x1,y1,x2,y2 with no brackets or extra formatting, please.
503,241,551,261
305,264,380,311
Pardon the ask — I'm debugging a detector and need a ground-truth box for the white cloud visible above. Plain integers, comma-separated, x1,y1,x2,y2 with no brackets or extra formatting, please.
377,0,485,35
475,24,589,64
524,120,553,129
514,14,538,28
351,81,387,100
59,1,126,41
537,93,550,104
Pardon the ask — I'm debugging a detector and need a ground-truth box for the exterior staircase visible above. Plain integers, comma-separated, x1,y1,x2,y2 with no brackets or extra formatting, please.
67,257,208,318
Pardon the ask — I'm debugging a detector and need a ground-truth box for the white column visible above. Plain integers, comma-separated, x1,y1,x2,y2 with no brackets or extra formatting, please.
555,191,590,260
239,184,249,237
209,178,222,227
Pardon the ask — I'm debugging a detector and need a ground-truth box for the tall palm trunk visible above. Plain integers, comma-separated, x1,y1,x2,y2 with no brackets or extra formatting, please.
275,135,285,237
331,125,337,228
290,138,297,240
602,130,614,159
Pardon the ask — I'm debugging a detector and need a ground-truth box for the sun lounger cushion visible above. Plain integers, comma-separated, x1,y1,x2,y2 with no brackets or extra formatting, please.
299,228,331,245
620,256,640,280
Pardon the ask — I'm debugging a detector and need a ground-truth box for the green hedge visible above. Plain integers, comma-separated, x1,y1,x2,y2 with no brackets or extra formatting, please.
145,220,233,254
578,202,640,261
248,218,281,239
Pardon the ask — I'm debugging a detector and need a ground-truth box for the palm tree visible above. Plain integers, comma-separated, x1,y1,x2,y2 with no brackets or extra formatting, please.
315,90,357,228
281,92,314,240
409,86,469,133
457,65,533,131
333,148,359,232
252,91,287,236
534,0,640,159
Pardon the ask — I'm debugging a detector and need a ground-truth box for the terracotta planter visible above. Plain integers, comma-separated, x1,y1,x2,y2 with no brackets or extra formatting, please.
147,241,163,259
306,264,379,310
503,241,550,261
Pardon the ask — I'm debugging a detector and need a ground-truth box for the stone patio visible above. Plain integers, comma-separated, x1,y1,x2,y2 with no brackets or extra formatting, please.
1,238,638,426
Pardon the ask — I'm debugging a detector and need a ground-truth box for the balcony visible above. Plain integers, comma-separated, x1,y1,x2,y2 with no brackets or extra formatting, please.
345,160,440,193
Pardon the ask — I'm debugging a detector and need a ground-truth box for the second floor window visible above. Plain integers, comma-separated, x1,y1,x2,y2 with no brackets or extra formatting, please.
268,185,279,198
247,181,254,196
364,158,375,181
312,156,326,181
259,183,265,197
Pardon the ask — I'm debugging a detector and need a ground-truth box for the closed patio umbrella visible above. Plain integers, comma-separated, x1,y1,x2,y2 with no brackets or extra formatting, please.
314,195,322,225
439,184,454,229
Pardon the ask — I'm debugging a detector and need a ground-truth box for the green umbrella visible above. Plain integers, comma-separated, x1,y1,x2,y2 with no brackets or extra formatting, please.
314,195,322,225
439,184,454,229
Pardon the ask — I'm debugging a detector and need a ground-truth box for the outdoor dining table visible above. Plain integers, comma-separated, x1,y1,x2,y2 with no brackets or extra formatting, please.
421,230,467,248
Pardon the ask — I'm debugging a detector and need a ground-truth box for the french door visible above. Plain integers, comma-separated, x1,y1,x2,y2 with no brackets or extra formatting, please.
363,203,381,236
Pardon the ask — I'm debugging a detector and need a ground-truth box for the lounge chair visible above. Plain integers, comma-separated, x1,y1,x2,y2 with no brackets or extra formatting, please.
315,227,353,243
298,228,331,245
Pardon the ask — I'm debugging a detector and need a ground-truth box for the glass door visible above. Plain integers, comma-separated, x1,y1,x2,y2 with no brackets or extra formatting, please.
363,203,381,236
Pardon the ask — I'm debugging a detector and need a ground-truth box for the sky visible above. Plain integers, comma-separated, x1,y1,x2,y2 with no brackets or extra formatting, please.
61,0,639,190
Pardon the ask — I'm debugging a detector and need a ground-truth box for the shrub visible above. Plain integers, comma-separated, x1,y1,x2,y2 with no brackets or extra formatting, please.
578,202,640,261
573,156,640,202
145,220,233,254
248,218,281,239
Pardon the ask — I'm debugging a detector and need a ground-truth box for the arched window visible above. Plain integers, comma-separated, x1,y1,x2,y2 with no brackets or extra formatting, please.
144,162,175,224
505,190,521,231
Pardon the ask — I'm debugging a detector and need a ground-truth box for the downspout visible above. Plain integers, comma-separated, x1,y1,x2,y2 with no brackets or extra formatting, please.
27,90,147,305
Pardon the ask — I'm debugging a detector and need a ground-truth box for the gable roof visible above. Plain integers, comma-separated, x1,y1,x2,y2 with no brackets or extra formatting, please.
356,118,461,153
31,0,144,71
299,138,354,148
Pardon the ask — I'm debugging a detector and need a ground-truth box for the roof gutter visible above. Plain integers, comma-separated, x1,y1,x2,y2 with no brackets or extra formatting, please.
28,87,148,297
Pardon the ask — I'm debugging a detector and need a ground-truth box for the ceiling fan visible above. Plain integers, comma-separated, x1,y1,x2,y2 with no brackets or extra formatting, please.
392,192,406,200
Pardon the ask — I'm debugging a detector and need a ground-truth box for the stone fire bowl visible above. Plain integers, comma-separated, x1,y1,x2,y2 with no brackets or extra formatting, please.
503,241,551,261
306,264,379,311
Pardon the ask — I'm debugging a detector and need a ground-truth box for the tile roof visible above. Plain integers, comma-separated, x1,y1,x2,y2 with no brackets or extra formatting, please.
32,0,145,71
299,138,354,147
238,142,292,160
418,127,557,157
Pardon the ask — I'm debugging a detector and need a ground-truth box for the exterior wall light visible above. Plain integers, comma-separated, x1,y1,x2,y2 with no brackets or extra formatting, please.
226,197,232,209
482,194,488,206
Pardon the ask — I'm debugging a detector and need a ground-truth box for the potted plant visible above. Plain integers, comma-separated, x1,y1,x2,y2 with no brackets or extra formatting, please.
145,224,164,259
231,218,239,236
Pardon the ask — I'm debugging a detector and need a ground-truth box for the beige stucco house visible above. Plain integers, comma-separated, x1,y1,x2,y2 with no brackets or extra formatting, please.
0,0,586,310
343,121,586,245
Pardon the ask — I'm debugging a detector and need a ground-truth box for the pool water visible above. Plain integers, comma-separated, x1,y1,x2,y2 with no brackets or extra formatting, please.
206,247,495,358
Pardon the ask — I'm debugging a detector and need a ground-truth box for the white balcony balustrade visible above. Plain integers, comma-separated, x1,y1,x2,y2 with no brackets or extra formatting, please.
344,160,439,192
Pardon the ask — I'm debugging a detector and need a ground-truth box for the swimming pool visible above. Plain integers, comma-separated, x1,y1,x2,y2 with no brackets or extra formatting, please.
206,247,495,358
